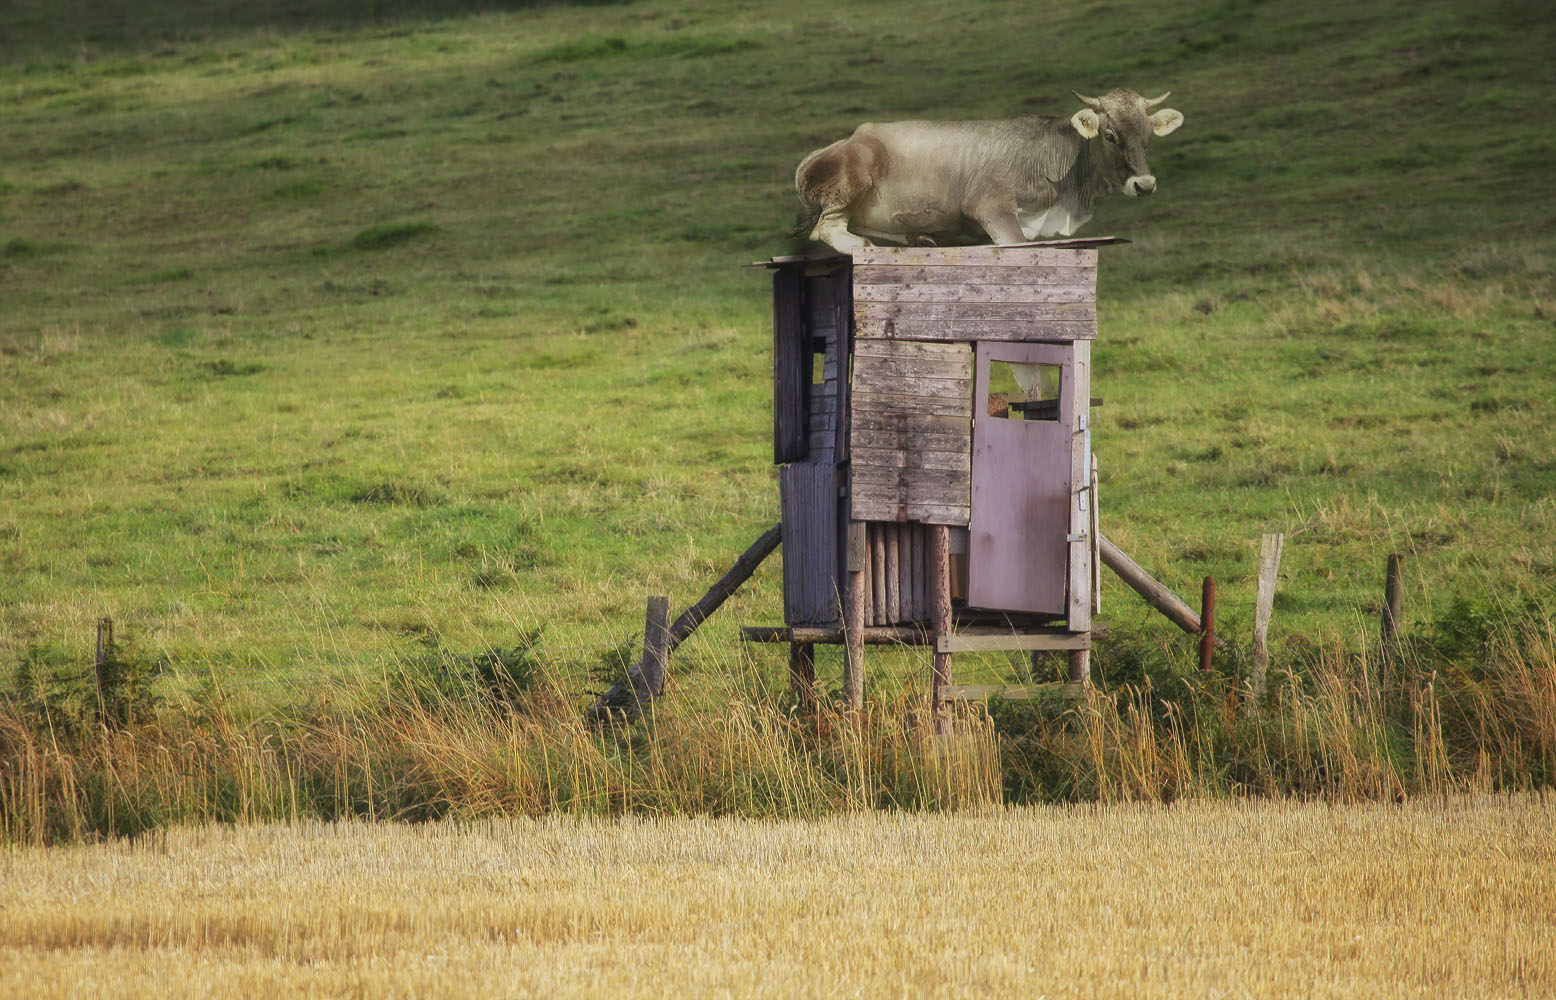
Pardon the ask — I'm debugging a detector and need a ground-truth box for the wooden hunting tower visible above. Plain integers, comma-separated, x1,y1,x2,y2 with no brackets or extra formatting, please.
749,240,1115,708
594,237,1218,721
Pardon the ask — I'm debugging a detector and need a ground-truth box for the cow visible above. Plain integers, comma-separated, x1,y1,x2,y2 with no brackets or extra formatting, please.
793,89,1184,252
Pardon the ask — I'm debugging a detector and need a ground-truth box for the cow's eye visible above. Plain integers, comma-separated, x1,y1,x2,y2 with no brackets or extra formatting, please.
1104,129,1119,145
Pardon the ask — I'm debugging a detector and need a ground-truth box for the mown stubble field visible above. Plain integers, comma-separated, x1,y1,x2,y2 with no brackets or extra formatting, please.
3,795,1552,998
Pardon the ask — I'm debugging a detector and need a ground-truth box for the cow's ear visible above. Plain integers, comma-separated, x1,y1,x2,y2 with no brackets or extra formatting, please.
1150,108,1184,137
1070,108,1101,139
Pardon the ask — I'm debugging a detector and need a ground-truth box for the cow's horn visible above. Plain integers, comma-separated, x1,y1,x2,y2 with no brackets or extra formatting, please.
1144,91,1172,109
1071,90,1102,110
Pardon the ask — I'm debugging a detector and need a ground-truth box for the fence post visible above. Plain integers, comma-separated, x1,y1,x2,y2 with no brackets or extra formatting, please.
94,617,114,727
640,596,671,703
1380,554,1404,676
1249,533,1284,707
1199,577,1215,672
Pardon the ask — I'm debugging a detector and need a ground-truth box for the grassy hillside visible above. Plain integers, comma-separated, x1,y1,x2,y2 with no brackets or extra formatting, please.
2,0,1554,702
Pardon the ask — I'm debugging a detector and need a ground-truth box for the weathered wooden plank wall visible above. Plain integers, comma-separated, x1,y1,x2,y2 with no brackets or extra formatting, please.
772,266,807,463
852,246,1097,343
772,244,1105,644
780,462,840,626
773,260,854,626
849,339,972,525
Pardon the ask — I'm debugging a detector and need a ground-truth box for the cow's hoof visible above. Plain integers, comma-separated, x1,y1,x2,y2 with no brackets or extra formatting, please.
909,235,939,247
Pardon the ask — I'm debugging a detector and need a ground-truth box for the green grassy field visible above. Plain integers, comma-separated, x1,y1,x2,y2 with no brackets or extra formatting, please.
2,0,1554,709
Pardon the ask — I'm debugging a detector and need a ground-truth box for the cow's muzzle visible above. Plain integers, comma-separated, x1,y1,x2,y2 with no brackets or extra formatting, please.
1124,174,1157,197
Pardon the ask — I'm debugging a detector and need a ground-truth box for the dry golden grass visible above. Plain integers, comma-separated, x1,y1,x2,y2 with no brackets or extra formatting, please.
2,796,1551,998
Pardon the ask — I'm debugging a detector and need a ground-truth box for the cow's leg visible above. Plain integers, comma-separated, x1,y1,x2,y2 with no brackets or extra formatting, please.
965,192,1027,245
973,210,1026,245
811,208,873,253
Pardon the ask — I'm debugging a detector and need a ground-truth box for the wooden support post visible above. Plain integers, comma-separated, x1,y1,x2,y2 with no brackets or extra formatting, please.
641,595,671,702
1199,577,1216,672
1098,533,1226,650
1097,533,1204,637
1067,648,1090,685
665,523,782,649
1090,455,1102,617
844,521,867,711
859,523,873,627
590,523,781,721
788,642,816,710
1380,553,1404,676
1066,341,1093,632
930,524,953,726
1249,533,1284,706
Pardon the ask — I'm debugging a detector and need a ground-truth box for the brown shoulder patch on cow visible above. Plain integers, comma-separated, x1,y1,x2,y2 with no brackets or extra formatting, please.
798,134,885,209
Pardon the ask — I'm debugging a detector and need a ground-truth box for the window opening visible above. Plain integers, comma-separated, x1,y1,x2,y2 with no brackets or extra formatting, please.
986,361,1061,420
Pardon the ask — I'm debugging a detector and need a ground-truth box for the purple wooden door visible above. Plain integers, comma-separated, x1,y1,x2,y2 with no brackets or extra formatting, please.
967,342,1073,615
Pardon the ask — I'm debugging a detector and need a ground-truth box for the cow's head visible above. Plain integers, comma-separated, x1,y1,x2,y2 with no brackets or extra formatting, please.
1070,89,1183,197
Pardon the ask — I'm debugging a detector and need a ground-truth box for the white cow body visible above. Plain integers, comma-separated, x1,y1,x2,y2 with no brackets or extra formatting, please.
794,89,1183,252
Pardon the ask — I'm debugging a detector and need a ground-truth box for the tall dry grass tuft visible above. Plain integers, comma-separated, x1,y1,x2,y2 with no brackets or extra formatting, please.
994,621,1556,807
1444,624,1556,789
0,654,1004,844
2,624,1553,844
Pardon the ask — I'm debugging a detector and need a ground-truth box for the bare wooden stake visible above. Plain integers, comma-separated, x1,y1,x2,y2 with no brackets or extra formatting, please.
1199,577,1216,672
641,595,671,702
930,524,953,728
1381,553,1404,676
94,617,113,728
1249,533,1284,706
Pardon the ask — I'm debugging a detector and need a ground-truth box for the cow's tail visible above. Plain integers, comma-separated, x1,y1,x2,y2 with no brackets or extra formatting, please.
787,200,822,241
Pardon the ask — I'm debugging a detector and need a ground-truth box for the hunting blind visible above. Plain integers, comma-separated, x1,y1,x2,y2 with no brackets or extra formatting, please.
748,240,1120,708
591,238,1216,721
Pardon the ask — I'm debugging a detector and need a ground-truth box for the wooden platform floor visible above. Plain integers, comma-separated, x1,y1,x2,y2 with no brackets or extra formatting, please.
740,623,1106,654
